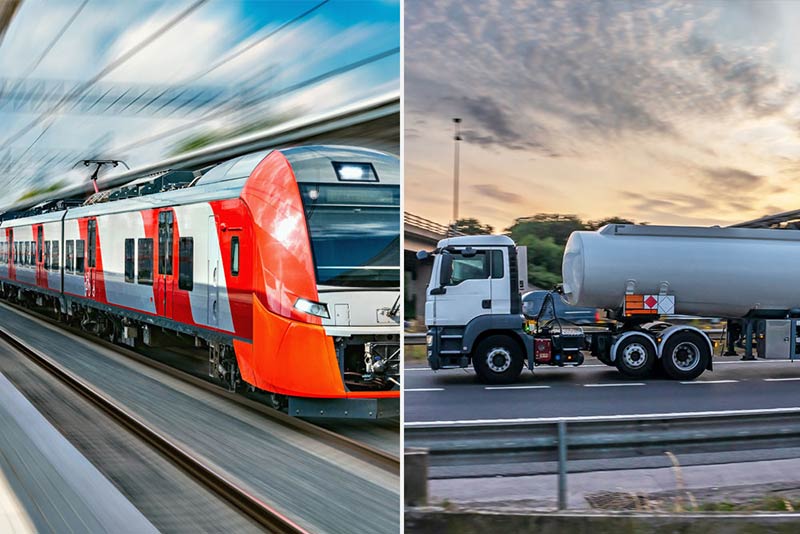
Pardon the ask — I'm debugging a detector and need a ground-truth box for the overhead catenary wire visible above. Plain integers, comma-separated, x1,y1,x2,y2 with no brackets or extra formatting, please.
185,0,330,84
19,0,90,80
2,0,328,182
114,46,400,154
1,0,209,150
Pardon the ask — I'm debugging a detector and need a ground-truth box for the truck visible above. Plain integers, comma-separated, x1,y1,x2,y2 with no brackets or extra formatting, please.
418,224,800,384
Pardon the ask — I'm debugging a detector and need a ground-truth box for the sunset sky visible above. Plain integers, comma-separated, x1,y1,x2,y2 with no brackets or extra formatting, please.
405,0,800,230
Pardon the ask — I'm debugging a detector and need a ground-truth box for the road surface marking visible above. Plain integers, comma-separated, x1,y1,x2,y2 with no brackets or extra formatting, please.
404,406,800,427
680,379,739,385
484,385,551,390
764,377,800,382
584,383,645,387
405,388,445,392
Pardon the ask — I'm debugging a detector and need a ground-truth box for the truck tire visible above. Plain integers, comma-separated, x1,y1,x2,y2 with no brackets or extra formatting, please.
614,334,656,378
660,331,710,381
472,335,524,384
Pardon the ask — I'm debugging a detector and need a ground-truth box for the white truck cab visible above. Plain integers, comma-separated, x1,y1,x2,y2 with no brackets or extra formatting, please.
419,235,537,383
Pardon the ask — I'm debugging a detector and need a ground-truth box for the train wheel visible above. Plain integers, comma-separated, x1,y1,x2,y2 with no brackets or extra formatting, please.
661,331,709,381
472,335,524,385
615,334,656,378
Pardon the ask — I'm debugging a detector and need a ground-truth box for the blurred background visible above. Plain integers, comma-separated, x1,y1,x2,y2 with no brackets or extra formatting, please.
0,0,399,205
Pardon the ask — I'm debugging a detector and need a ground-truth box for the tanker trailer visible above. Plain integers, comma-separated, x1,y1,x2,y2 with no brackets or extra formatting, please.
563,224,800,318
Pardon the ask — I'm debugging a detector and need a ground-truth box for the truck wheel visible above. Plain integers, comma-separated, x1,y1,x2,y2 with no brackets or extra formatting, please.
660,331,709,381
472,335,524,384
614,334,656,378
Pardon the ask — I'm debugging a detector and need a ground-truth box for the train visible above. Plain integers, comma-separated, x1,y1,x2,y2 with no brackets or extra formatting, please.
0,145,400,418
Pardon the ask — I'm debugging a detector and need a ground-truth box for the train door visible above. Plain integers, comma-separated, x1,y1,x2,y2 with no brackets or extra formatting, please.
86,219,97,298
157,210,175,318
207,215,220,326
36,225,45,287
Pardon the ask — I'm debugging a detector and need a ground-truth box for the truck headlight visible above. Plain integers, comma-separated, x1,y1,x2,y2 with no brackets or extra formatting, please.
426,335,433,346
294,298,330,318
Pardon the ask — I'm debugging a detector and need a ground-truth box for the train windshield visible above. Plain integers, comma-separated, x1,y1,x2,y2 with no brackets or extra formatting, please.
299,183,400,287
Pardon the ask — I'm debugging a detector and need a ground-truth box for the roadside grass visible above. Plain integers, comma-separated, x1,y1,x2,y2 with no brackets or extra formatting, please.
404,344,426,364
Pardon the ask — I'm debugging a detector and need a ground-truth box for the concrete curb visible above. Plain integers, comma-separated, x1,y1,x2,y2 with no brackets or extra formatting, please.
404,508,800,533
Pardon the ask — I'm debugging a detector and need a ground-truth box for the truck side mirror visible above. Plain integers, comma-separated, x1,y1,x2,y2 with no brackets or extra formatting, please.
416,250,430,260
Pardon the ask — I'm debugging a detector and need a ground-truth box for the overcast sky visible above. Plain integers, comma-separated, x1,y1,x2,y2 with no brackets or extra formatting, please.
405,0,800,230
0,0,399,199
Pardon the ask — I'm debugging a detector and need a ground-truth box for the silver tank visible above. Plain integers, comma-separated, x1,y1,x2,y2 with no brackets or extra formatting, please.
562,224,800,318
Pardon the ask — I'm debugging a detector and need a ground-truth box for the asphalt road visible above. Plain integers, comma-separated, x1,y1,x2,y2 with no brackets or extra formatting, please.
405,355,800,424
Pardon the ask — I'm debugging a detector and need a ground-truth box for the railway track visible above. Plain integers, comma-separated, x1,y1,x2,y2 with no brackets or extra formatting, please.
0,299,399,475
0,326,307,534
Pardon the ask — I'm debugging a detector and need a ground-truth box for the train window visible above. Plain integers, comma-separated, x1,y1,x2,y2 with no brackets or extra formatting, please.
24,242,29,266
158,211,173,275
178,237,193,291
138,238,153,285
52,241,59,271
37,227,43,263
76,240,85,273
231,236,239,276
87,220,96,268
124,239,135,283
66,240,74,273
44,241,51,270
31,241,35,265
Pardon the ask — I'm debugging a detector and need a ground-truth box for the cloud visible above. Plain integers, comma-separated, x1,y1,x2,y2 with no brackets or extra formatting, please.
472,183,522,204
702,167,765,190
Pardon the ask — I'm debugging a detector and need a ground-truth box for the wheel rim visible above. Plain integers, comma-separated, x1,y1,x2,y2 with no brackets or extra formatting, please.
622,342,648,369
486,347,512,373
672,341,700,371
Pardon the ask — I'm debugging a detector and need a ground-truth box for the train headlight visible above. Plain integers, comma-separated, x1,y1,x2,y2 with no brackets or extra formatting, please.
332,161,378,182
294,298,330,319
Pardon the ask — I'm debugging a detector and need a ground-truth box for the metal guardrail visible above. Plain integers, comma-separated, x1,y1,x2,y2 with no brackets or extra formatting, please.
405,408,800,509
6,92,399,212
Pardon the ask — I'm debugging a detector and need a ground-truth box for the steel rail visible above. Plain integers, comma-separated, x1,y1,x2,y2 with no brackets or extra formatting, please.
0,299,399,475
0,326,308,534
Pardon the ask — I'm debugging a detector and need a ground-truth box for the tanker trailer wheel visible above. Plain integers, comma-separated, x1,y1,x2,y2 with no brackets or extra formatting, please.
472,335,524,385
661,331,709,381
614,334,656,378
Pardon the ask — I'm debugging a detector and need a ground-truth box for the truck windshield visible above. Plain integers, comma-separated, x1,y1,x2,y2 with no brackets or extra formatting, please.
299,183,400,287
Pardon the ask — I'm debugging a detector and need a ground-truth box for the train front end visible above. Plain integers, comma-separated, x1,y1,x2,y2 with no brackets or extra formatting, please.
239,146,400,418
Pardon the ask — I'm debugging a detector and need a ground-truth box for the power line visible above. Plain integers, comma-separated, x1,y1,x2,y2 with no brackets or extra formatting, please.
20,0,89,80
186,0,330,83
1,0,208,149
114,46,400,153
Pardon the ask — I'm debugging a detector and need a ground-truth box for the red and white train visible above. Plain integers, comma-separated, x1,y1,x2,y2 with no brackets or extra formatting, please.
0,145,400,418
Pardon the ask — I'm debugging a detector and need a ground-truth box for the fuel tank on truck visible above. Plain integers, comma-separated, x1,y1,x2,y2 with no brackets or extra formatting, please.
562,224,800,318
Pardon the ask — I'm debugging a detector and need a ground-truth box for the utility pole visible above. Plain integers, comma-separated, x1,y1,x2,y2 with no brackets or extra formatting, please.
452,117,462,233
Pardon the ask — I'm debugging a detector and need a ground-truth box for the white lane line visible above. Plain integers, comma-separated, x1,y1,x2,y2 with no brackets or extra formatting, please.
584,383,645,388
404,388,445,392
680,379,739,385
404,406,800,427
484,385,551,390
764,377,800,382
